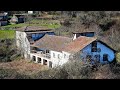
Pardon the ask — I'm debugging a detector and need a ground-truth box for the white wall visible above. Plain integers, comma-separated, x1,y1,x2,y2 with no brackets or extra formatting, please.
50,50,63,67
50,50,71,67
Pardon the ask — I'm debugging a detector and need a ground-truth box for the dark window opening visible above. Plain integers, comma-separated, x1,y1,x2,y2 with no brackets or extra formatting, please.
91,41,97,52
38,58,41,63
46,50,50,53
32,56,36,61
81,33,86,36
86,55,92,62
58,54,60,59
103,54,108,61
76,34,80,38
49,61,52,68
43,59,47,65
94,55,100,61
42,51,46,54
64,54,66,58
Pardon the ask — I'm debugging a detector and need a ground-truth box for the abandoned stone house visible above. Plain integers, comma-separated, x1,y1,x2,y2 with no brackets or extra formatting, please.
15,26,116,68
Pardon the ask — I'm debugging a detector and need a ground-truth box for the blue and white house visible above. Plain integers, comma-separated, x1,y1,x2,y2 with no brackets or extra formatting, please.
29,31,116,68
16,26,116,68
63,32,116,65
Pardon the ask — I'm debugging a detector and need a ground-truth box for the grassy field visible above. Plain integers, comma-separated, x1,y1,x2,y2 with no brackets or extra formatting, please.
0,30,15,39
2,19,61,29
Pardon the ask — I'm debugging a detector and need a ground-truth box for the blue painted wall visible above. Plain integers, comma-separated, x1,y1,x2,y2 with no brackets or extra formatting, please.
32,32,55,41
80,32,95,37
80,41,115,64
0,15,8,20
85,33,94,37
0,21,8,26
18,17,24,23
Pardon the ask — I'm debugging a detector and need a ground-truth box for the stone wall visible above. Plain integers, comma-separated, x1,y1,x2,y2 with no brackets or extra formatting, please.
16,31,30,59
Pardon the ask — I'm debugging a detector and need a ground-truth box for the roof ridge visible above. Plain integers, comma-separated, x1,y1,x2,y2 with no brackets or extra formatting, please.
63,36,97,53
44,34,72,39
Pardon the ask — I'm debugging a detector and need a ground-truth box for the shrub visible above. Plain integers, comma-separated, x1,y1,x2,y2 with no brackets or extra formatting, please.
32,61,94,79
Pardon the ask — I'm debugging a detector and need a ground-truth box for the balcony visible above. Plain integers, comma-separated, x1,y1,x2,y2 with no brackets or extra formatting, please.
31,51,51,59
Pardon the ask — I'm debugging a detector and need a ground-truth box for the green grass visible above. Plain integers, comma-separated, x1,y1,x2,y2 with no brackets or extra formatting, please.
0,30,15,39
3,23,28,28
2,19,61,29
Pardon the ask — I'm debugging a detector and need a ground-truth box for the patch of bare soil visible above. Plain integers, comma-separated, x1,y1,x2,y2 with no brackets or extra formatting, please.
0,59,48,75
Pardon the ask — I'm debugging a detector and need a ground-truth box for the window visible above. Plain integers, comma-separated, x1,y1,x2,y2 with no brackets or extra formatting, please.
43,51,46,54
46,50,50,53
32,56,36,61
58,54,60,59
91,41,97,52
49,61,52,68
37,58,41,63
43,59,47,65
86,55,92,62
103,54,108,61
81,33,86,36
94,55,100,61
64,54,66,58
53,53,55,58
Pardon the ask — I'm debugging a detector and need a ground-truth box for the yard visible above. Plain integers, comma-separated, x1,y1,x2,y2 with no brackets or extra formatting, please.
0,59,48,75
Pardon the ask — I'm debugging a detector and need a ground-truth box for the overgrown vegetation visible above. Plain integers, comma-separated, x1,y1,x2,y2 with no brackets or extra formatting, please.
0,30,15,39
0,60,120,79
0,38,20,62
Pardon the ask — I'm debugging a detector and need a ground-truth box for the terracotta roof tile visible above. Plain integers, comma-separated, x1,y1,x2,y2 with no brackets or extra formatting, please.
63,36,97,53
31,35,72,52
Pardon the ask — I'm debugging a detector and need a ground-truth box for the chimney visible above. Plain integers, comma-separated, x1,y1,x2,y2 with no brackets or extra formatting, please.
72,32,95,40
73,33,80,40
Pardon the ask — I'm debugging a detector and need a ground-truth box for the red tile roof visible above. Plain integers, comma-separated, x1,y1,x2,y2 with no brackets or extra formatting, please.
63,36,97,53
31,35,72,52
